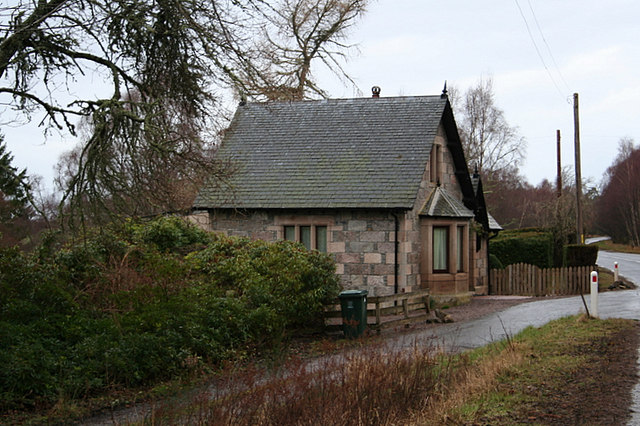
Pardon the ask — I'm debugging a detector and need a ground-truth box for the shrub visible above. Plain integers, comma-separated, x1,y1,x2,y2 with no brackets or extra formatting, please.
0,217,340,411
564,244,598,267
490,230,553,268
488,253,504,269
54,229,130,291
130,216,210,253
187,237,341,331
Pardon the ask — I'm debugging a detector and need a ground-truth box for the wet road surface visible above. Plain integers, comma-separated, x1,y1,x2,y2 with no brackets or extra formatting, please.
389,248,640,425
86,247,640,425
595,249,640,426
388,247,640,352
392,286,640,353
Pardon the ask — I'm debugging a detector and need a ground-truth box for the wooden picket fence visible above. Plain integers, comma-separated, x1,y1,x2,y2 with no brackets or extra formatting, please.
490,263,595,296
324,289,431,334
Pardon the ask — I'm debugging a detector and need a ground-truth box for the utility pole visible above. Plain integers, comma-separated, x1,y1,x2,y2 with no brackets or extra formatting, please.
573,93,584,244
556,129,562,198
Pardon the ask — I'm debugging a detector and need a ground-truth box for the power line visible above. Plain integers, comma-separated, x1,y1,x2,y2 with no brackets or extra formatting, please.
526,0,572,93
514,0,569,103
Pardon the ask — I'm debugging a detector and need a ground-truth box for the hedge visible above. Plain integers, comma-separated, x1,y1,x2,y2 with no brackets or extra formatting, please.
488,253,504,270
564,244,598,267
490,230,554,268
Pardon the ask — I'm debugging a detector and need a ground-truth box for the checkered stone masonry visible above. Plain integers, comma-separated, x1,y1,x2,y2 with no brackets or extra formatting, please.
330,211,399,296
193,209,405,297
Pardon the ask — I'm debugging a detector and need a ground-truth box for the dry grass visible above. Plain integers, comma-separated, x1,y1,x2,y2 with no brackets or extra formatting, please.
133,317,636,425
595,238,640,254
409,343,525,424
146,341,529,426
423,316,639,425
146,342,458,425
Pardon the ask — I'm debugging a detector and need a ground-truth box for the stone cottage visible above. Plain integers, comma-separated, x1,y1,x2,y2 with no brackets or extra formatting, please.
191,88,500,299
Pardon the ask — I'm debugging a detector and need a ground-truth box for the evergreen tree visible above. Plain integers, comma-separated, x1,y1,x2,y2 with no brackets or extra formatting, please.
0,134,32,246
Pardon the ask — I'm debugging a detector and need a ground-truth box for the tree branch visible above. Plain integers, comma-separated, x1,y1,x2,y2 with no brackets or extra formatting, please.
0,0,69,78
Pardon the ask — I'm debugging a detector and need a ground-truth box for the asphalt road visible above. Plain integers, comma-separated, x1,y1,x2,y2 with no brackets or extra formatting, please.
386,245,640,425
87,244,640,425
599,250,640,283
389,248,640,353
393,283,640,352
595,248,640,426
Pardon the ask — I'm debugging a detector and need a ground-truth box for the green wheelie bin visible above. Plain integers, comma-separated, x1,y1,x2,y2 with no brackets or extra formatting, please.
338,289,368,338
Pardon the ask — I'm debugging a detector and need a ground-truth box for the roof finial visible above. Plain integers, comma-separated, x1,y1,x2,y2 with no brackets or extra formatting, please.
474,163,479,177
371,86,381,98
441,81,448,99
239,92,247,106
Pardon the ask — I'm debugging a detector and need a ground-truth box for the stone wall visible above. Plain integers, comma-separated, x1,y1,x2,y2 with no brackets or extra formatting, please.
190,208,409,296
187,123,487,298
406,123,467,293
472,233,489,294
330,211,398,296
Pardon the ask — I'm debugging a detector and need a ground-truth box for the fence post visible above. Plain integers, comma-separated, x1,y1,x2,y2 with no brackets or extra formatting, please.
614,262,619,282
590,271,598,318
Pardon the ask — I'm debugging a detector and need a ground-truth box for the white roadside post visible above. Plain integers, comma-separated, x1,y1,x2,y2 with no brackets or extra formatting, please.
614,262,619,282
590,271,599,318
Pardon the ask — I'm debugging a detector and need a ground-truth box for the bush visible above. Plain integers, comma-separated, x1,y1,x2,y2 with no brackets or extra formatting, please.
490,230,553,268
564,244,598,267
489,253,504,269
187,236,341,331
0,217,340,410
130,216,211,253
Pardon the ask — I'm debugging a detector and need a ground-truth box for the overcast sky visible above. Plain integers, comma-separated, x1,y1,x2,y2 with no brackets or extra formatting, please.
4,0,640,192
317,0,640,188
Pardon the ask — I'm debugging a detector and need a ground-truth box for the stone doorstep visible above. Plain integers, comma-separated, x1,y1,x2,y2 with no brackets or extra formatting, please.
474,285,488,296
430,291,474,307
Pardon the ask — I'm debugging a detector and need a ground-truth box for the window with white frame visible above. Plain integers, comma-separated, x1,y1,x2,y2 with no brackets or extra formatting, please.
283,225,327,252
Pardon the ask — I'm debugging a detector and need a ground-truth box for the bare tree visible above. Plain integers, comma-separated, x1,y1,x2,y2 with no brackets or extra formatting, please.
1,0,368,229
452,77,526,178
597,138,640,245
228,0,366,101
54,90,234,230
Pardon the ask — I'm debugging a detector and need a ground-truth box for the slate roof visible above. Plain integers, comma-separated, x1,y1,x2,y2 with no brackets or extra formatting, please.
488,213,503,231
420,186,474,218
194,96,450,209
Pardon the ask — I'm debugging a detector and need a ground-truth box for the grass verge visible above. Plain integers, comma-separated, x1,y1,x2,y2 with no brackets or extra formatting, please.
597,266,615,290
411,315,638,425
138,316,638,425
595,238,640,255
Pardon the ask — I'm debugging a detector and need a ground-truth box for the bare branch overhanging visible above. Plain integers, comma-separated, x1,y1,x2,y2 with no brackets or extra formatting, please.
1,0,367,231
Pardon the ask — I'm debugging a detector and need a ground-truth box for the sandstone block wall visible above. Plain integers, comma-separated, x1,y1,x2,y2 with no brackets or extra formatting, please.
191,208,418,296
187,122,487,297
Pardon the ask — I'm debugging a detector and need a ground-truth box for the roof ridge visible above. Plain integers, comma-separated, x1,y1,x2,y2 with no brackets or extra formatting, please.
241,94,446,107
